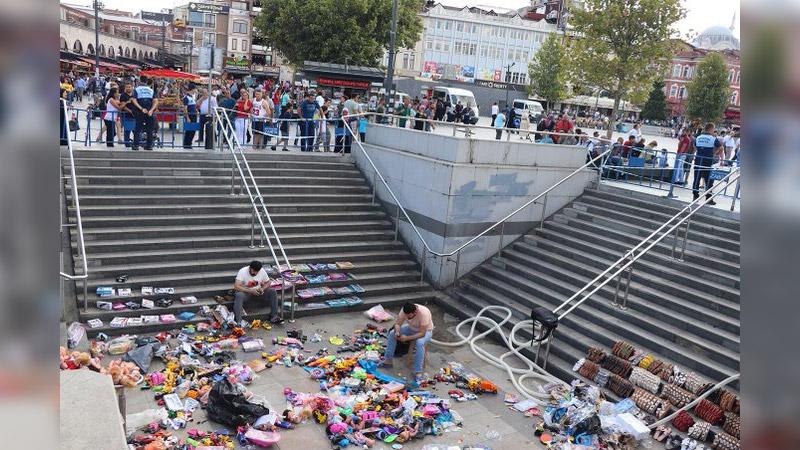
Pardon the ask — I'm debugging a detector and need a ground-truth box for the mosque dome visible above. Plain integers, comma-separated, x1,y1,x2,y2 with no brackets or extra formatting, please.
695,25,740,51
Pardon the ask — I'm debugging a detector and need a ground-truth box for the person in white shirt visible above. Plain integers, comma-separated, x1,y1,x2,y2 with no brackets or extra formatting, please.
491,102,499,125
722,130,736,163
315,92,324,107
197,88,218,144
233,260,282,324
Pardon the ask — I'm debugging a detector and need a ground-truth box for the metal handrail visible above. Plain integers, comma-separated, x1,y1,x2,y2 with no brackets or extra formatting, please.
343,115,610,284
60,98,89,311
553,166,741,320
214,106,291,269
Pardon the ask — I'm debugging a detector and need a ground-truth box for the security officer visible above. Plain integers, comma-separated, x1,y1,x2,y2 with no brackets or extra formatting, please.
130,76,159,150
692,122,722,205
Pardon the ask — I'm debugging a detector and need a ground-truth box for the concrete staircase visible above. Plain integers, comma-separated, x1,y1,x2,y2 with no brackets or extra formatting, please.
62,150,435,336
438,184,740,389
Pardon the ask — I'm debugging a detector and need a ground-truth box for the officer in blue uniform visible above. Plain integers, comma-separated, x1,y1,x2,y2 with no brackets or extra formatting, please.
130,76,159,150
692,122,722,205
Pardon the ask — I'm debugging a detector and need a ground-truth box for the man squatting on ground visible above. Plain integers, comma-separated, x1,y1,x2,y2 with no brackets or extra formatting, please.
233,260,284,325
381,302,434,384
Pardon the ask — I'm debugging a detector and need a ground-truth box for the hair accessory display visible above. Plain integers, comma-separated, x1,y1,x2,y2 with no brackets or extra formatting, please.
694,398,724,425
629,367,661,394
645,358,664,375
661,383,697,408
657,362,675,382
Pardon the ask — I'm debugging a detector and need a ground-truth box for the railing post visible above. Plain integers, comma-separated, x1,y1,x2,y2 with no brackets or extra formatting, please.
619,265,633,310
289,284,296,323
453,252,461,287
498,222,506,257
678,219,691,260
539,194,548,230
451,124,456,137
371,171,377,205
249,208,256,248
730,179,740,212
419,248,426,284
230,160,236,196
83,278,88,312
394,203,400,241
506,128,511,141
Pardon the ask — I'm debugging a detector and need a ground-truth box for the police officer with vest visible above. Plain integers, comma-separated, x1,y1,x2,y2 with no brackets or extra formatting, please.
130,76,159,150
692,122,722,205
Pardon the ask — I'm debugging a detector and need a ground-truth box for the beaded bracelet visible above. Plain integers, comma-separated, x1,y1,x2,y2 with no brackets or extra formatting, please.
593,368,611,388
722,411,740,439
657,362,674,382
607,374,635,398
612,340,635,359
694,398,724,425
688,420,712,442
587,347,607,364
719,390,740,414
661,383,697,408
684,372,714,396
671,410,695,432
578,359,600,380
638,354,654,370
711,431,740,450
601,354,633,378
631,387,671,419
630,350,646,366
630,367,662,394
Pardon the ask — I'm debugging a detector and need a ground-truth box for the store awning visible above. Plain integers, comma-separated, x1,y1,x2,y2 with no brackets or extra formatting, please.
140,69,201,80
60,58,91,67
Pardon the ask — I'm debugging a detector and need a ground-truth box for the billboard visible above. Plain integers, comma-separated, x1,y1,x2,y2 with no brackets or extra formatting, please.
223,56,250,71
189,2,230,14
455,65,475,83
140,11,173,22
421,61,442,80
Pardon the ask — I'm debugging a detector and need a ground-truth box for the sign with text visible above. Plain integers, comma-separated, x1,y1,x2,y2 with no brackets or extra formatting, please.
140,11,173,22
223,56,250,71
317,77,371,89
189,2,230,14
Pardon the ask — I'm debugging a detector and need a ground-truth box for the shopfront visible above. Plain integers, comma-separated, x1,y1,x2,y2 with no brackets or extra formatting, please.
297,61,384,98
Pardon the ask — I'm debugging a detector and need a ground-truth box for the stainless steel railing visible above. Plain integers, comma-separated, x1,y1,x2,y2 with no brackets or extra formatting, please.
213,107,298,321
553,166,741,320
342,116,612,286
60,98,89,311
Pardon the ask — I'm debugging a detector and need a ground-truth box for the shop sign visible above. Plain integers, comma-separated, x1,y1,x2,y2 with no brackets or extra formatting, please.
317,77,371,89
141,11,173,22
223,57,250,70
189,2,230,14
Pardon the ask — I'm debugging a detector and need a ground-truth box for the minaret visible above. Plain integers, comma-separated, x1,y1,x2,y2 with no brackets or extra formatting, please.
729,11,737,32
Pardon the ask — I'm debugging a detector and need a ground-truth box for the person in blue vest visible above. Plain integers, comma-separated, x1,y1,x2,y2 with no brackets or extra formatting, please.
298,92,322,152
129,76,159,150
182,83,198,149
692,122,722,205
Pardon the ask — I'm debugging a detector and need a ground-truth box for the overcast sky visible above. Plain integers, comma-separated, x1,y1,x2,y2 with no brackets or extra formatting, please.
84,0,741,40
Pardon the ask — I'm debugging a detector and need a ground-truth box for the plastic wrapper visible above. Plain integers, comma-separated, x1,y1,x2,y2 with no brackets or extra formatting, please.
364,304,393,322
107,336,135,355
122,343,156,372
125,408,168,435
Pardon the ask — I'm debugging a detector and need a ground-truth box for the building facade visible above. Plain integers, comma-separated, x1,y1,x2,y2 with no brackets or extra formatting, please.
664,41,740,123
418,4,558,86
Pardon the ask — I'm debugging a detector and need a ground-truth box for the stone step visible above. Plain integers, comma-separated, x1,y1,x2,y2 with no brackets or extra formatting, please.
563,205,741,254
70,210,388,228
67,149,354,163
70,166,362,178
542,217,740,271
75,249,415,279
509,241,740,321
66,184,373,195
81,271,425,314
590,186,740,231
73,220,393,241
458,277,737,382
85,291,435,338
577,195,740,242
69,174,367,186
487,256,740,352
73,202,382,217
75,230,397,253
69,193,375,206
83,241,407,266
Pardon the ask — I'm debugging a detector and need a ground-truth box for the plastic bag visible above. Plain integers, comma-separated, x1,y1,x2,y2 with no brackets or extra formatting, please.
125,408,168,434
107,336,135,355
206,378,270,428
66,322,87,349
122,343,156,372
364,304,393,322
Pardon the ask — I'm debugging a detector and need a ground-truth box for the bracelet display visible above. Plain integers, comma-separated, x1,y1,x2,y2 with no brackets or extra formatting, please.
688,419,712,441
631,387,671,419
684,372,714,396
722,411,740,439
661,383,697,409
694,398,724,425
612,340,635,359
711,430,740,450
607,374,635,398
601,354,633,378
671,409,695,432
630,367,662,394
587,346,607,364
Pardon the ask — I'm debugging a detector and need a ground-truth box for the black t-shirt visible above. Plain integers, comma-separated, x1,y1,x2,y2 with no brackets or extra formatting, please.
119,92,133,118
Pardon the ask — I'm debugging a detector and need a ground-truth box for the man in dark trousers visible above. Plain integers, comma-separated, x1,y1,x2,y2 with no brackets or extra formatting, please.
692,122,722,205
130,76,159,150
298,92,322,152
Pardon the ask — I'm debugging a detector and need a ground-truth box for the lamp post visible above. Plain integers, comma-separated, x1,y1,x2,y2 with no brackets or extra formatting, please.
93,0,103,79
504,62,515,109
383,0,399,112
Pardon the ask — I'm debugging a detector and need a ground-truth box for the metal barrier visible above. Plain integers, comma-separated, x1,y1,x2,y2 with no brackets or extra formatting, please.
60,99,89,311
212,107,298,322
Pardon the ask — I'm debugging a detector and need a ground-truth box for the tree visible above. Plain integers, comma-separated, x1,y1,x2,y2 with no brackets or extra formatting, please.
527,33,568,110
567,0,684,137
254,0,423,68
685,52,731,123
640,80,667,121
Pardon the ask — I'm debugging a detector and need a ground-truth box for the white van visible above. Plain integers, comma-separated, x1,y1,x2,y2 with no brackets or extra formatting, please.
513,99,545,121
432,86,479,117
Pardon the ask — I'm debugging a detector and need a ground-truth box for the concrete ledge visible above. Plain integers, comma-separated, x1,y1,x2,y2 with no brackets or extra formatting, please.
60,370,127,450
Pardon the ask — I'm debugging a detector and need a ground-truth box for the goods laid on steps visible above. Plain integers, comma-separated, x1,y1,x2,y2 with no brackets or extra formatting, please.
297,286,335,299
694,398,724,425
629,367,662,394
601,354,633,378
671,410,695,432
305,272,353,284
712,430,741,450
586,346,606,363
630,388,671,419
687,419,712,441
722,411,740,438
612,340,636,359
607,374,635,398
661,383,697,409
683,372,714,396
326,296,363,307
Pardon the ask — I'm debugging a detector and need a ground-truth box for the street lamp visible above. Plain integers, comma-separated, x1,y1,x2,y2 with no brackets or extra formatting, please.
383,0,399,112
93,0,104,79
504,62,515,109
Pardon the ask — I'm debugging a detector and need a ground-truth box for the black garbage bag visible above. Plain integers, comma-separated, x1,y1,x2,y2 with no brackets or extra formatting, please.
123,343,156,372
206,378,270,428
574,414,602,436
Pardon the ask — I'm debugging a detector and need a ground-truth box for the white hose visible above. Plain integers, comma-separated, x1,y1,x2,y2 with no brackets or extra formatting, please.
430,305,567,402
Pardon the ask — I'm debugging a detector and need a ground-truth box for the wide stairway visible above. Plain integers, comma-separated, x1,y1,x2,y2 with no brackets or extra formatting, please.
438,185,740,390
62,150,435,336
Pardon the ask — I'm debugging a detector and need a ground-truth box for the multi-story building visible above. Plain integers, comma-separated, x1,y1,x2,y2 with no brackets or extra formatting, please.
664,27,740,123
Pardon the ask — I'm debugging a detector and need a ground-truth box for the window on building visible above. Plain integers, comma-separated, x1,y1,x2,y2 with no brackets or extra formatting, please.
456,21,463,32
241,39,247,51
188,11,204,27
508,48,514,60
682,66,690,78
443,41,450,52
735,70,740,85
425,39,433,50
480,45,487,57
231,38,237,51
445,20,451,30
471,24,477,33
669,84,678,98
522,50,529,61
498,28,505,37
436,19,441,29
435,40,441,51
233,21,247,34
402,53,409,69
495,46,502,59
509,30,515,40
469,43,476,56
454,41,462,54
409,53,416,68
231,1,247,10
729,69,735,82
204,13,215,28
679,86,686,98
672,64,681,77
203,32,215,46
730,91,738,105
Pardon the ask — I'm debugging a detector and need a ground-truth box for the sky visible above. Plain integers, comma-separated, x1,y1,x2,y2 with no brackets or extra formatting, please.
79,0,741,40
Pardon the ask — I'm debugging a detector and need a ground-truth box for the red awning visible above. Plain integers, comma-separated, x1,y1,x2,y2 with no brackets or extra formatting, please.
140,69,201,80
60,58,91,67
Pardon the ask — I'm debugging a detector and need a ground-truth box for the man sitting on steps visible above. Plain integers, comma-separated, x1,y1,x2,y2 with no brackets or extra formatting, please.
381,302,434,385
233,260,283,325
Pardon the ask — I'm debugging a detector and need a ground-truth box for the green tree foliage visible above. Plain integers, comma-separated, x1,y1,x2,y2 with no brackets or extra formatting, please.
641,80,667,121
685,52,732,123
527,33,568,109
568,0,684,137
254,0,423,67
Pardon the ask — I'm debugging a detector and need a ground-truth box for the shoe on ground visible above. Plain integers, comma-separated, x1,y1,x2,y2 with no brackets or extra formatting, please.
379,359,393,369
271,146,277,151
269,316,285,325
